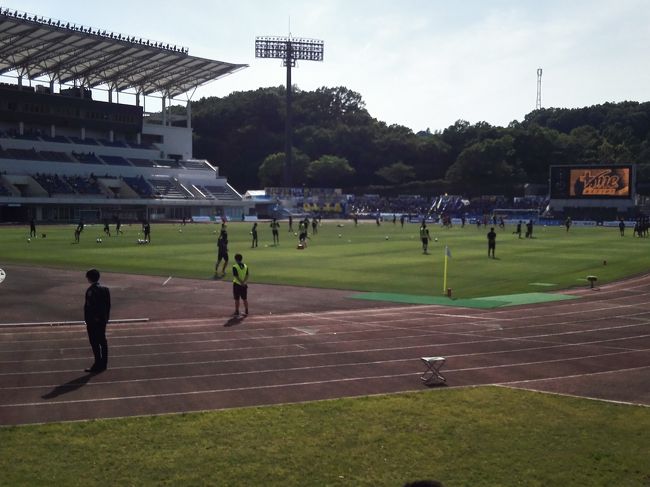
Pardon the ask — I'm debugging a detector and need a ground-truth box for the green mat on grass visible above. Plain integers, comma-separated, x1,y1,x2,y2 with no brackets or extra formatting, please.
349,291,577,309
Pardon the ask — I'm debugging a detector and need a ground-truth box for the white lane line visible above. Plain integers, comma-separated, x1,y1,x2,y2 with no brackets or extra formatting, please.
497,365,650,386
2,315,648,368
5,346,649,394
0,318,149,328
3,332,648,380
3,348,648,409
3,318,649,367
292,327,319,335
5,303,649,346
4,328,648,368
496,385,650,408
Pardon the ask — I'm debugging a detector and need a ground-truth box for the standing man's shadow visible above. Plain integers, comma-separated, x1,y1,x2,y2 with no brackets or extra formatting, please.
223,315,246,327
41,373,95,399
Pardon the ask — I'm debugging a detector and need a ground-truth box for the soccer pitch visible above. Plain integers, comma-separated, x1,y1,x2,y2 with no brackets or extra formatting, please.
0,220,646,298
2,220,649,487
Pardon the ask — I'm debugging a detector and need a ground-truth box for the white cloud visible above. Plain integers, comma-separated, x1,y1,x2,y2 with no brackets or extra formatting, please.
8,0,650,130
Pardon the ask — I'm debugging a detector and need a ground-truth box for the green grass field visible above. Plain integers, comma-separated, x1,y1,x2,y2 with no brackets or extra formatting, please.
2,220,649,486
2,387,649,486
1,220,646,298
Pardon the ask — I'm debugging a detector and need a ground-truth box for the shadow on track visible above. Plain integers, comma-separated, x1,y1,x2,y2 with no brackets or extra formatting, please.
41,373,95,399
224,315,246,327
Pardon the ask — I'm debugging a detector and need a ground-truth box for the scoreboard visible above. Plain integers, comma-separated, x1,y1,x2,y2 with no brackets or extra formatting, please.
549,165,633,199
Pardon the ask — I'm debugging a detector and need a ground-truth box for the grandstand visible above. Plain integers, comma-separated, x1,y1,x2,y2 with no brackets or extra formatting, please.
0,9,250,223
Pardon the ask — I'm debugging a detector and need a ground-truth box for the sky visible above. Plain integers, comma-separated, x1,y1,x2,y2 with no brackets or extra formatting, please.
9,0,650,132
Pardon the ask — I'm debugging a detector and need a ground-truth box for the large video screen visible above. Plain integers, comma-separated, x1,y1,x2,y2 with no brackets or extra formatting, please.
550,165,633,199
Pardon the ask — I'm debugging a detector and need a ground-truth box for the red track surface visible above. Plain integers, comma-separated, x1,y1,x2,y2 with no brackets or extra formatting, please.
1,272,649,425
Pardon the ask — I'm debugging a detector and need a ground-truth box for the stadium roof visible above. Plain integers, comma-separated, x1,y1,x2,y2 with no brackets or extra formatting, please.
0,8,247,98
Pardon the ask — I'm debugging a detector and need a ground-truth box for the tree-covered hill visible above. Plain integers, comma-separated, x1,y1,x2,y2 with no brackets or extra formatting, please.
187,86,650,196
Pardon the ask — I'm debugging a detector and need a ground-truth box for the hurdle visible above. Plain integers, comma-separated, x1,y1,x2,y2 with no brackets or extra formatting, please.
420,356,447,384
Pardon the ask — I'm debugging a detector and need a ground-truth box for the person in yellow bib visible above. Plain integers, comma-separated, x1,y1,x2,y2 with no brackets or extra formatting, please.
232,253,249,316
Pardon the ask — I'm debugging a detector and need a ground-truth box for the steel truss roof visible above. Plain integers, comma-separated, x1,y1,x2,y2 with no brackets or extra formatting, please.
0,11,247,98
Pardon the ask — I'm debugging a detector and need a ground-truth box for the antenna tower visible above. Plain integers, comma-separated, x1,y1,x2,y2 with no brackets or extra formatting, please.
536,68,543,110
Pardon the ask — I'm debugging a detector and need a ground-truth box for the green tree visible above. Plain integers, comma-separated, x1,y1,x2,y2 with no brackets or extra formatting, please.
375,162,416,184
445,136,518,191
258,150,309,187
306,155,356,186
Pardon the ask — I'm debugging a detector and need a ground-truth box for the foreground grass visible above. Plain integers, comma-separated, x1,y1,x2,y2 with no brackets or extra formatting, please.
1,387,648,486
0,221,648,298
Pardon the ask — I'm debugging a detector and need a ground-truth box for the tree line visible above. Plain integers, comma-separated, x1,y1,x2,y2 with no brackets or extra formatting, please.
187,86,650,196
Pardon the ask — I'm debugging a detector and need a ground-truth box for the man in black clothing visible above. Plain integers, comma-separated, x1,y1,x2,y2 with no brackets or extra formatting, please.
270,218,280,245
251,222,258,248
84,269,111,373
487,227,497,258
215,227,229,277
525,220,533,238
29,218,36,238
143,221,151,243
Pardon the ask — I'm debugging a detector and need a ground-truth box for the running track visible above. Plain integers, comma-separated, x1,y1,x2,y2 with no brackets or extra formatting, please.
1,275,649,425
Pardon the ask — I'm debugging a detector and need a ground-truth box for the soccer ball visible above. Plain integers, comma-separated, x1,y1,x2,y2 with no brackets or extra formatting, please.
385,236,389,240
27,238,31,243
294,232,298,236
338,234,342,238
179,229,182,233
434,238,438,242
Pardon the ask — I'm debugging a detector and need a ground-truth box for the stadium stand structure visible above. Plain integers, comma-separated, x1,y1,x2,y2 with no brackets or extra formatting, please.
0,8,250,223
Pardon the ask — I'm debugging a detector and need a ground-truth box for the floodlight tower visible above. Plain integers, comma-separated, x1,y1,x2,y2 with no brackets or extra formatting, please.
255,35,324,187
536,68,543,110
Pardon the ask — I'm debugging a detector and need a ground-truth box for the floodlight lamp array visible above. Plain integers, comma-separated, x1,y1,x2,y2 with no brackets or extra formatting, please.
255,36,324,63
